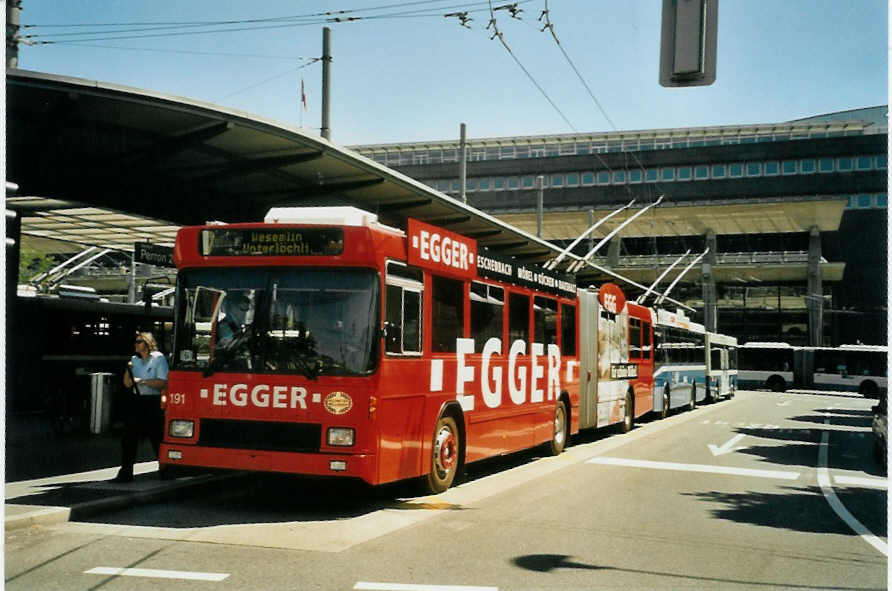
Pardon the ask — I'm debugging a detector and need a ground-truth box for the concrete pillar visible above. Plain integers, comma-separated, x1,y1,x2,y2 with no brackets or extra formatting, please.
606,237,621,268
701,229,717,332
807,225,823,346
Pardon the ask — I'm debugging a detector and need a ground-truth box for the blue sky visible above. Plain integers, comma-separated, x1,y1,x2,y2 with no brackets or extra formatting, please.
15,0,889,146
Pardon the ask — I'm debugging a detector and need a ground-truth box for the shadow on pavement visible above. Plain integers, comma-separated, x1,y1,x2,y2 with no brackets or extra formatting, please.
684,486,887,538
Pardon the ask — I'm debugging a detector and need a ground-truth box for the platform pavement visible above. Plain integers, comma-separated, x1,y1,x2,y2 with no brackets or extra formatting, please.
4,411,227,530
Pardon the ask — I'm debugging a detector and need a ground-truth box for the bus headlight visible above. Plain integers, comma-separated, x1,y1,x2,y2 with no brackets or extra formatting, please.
327,427,355,446
169,420,195,438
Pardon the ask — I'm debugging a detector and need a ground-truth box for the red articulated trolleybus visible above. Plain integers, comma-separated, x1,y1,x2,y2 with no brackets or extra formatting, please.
159,207,652,493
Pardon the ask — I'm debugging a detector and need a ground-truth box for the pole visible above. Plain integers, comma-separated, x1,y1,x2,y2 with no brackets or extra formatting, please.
321,27,331,140
7,0,21,69
536,176,544,238
459,123,467,203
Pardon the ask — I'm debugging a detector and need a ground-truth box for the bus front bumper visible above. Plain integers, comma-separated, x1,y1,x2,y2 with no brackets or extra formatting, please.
158,443,378,484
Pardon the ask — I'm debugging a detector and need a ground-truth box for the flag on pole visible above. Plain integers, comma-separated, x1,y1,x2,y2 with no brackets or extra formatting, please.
300,76,308,111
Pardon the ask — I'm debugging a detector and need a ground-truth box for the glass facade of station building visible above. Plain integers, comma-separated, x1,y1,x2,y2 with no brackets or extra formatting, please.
352,107,887,346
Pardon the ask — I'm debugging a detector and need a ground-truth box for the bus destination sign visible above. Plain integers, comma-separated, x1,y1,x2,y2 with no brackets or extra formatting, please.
199,228,345,257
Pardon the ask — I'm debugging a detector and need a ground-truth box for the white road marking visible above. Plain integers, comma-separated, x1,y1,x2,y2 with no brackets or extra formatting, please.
84,567,229,581
833,475,888,489
588,457,800,480
354,583,497,591
818,415,888,556
707,433,747,456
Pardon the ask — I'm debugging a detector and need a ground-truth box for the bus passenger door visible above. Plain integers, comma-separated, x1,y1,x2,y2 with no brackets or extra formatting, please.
577,290,598,429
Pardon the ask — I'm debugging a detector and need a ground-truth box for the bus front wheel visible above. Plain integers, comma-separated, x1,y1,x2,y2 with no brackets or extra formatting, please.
425,415,460,494
660,388,670,419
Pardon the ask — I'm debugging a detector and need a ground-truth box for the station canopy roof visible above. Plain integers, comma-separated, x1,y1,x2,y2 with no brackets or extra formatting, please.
6,69,845,289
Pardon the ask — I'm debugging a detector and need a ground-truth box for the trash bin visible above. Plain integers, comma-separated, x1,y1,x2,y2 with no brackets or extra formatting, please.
89,372,114,434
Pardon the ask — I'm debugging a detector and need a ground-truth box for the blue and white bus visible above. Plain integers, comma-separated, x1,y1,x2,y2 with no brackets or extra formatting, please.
706,331,738,401
652,308,707,418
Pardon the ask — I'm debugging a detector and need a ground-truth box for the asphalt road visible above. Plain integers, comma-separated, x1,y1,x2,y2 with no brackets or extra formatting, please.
5,390,887,590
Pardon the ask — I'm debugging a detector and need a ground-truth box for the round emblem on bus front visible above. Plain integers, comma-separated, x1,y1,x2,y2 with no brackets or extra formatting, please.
324,391,353,415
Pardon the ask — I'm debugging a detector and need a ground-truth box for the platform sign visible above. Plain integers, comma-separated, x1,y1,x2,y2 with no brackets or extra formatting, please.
134,242,174,268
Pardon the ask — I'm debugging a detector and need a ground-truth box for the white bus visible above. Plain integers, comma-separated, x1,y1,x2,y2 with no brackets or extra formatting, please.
739,342,887,397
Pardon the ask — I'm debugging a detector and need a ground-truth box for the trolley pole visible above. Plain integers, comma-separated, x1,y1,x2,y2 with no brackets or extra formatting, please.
321,27,332,140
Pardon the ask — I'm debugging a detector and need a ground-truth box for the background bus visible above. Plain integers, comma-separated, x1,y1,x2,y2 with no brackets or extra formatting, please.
738,342,796,392
706,332,738,401
739,342,887,396
652,308,707,417
812,345,887,397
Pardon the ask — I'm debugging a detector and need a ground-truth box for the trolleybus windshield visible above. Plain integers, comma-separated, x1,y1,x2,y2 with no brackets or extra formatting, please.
173,268,379,377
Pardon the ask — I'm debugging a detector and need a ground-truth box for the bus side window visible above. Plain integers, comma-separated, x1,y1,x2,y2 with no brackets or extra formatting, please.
561,304,577,356
432,275,464,353
385,262,423,355
533,296,557,345
471,282,504,353
642,321,651,359
509,292,530,345
629,317,641,358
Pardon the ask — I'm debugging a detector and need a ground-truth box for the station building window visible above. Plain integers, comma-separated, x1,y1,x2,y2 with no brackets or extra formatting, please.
597,171,611,185
837,157,853,172
493,178,505,190
694,165,709,180
614,170,626,184
746,162,762,177
646,168,659,183
856,156,873,170
800,159,816,174
877,194,888,208
877,154,887,169
582,172,595,185
857,194,873,208
479,177,490,191
712,164,726,178
508,177,520,190
818,158,834,173
677,166,692,181
522,176,535,188
661,167,675,181
629,169,643,183
764,161,779,176
566,173,579,187
551,175,563,188
782,160,797,175
728,163,744,178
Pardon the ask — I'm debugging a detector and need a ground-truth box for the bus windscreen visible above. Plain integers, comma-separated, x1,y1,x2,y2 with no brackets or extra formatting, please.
173,268,379,377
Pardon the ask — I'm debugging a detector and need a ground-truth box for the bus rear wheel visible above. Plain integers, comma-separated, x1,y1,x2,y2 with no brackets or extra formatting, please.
549,401,568,455
767,375,786,392
425,415,460,494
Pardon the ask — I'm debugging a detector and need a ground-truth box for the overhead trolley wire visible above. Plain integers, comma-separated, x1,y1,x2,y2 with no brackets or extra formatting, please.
486,1,576,132
538,0,669,201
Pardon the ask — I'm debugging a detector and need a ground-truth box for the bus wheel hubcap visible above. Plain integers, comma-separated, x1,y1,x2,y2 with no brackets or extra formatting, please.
435,429,456,473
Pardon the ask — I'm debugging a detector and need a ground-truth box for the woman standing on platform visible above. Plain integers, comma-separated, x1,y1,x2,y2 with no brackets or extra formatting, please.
112,332,168,483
